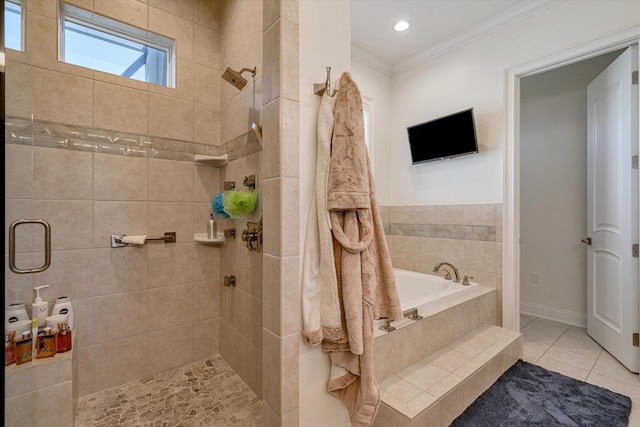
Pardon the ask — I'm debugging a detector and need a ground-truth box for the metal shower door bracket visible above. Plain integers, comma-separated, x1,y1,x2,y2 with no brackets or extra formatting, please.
9,219,52,274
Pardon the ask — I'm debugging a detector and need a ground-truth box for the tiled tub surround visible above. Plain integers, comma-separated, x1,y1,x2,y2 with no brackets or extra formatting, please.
375,326,522,426
373,286,497,383
372,287,523,426
380,204,503,322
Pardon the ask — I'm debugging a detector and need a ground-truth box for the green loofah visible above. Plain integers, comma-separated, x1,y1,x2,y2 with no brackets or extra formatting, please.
222,190,258,218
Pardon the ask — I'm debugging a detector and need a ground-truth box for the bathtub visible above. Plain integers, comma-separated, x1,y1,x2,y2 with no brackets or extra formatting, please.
372,268,496,382
373,268,478,332
393,268,477,312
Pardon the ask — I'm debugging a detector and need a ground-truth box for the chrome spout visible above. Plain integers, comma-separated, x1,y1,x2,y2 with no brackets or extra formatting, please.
433,262,461,283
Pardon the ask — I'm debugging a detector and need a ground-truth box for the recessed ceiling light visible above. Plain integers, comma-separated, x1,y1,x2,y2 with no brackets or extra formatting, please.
393,20,411,32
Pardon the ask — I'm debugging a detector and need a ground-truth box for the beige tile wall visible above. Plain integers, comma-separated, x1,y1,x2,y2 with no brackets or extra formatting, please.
216,0,265,401
381,204,504,324
4,145,222,395
5,354,76,427
261,1,300,425
5,0,280,419
4,0,223,397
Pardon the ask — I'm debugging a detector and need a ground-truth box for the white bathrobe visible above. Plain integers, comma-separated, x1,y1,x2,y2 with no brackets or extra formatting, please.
302,91,343,345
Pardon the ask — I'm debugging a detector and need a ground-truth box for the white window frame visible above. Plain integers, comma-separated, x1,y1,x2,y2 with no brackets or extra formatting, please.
58,2,175,88
5,0,25,52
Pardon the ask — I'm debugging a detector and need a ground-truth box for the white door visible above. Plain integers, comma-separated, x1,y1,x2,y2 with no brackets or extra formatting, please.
586,46,639,373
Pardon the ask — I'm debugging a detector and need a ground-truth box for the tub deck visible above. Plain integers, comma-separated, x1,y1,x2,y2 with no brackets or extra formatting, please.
372,279,522,426
374,325,522,426
373,285,497,382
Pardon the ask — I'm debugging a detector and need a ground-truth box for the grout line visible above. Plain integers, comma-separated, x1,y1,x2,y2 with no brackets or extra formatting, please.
585,349,604,381
526,317,571,362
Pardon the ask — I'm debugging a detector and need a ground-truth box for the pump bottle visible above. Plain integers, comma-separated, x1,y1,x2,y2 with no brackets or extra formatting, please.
32,285,50,326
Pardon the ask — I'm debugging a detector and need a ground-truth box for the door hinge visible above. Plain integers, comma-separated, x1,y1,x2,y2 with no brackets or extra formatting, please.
633,244,639,258
633,71,638,85
633,333,639,347
633,155,639,170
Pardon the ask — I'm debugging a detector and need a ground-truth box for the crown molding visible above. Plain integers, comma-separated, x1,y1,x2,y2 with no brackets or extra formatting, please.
391,0,563,76
351,43,394,77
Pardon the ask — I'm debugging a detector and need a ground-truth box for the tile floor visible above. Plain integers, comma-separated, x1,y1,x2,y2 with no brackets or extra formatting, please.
75,354,262,426
74,317,638,426
521,314,639,426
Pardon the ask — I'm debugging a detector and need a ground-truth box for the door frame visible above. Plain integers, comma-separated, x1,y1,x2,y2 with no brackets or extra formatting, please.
503,26,640,332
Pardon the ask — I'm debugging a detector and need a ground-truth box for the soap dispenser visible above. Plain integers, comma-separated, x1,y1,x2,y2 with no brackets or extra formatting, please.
32,285,50,326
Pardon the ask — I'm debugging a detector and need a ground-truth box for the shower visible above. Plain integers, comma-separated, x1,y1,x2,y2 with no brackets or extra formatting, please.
221,66,256,90
251,122,263,144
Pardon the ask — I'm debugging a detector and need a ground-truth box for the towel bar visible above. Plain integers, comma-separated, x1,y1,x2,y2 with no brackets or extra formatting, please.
111,232,176,248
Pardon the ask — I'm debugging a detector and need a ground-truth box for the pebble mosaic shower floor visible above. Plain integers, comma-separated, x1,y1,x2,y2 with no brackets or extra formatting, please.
75,355,262,426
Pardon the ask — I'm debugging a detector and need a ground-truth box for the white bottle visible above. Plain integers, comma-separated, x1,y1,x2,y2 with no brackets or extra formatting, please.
52,296,74,330
32,285,50,326
207,214,217,240
5,303,30,324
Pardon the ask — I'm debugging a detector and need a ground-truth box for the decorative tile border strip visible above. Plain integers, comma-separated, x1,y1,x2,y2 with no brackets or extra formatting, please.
384,223,496,242
380,204,500,242
4,115,261,162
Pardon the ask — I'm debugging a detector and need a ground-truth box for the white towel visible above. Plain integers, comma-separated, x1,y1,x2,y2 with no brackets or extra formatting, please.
301,92,341,345
121,235,147,245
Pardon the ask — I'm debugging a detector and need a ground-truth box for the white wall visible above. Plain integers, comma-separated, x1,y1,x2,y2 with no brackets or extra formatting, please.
299,1,351,426
350,60,393,204
519,51,621,326
296,1,640,424
383,0,640,206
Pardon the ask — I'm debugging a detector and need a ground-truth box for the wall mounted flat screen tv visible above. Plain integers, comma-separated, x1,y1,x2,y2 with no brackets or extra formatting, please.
407,108,478,165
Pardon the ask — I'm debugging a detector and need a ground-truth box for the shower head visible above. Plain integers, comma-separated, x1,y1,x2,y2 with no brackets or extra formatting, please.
251,122,262,144
222,66,256,90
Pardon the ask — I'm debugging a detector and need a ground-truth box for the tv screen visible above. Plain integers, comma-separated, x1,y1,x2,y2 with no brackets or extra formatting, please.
407,108,478,165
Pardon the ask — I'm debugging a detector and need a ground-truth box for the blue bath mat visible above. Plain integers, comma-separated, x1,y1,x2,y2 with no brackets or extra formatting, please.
450,360,632,427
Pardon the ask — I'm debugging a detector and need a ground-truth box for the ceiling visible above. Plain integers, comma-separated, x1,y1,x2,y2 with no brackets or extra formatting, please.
351,0,528,65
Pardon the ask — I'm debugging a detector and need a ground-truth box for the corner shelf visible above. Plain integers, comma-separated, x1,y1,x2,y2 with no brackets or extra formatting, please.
194,154,228,167
194,233,227,245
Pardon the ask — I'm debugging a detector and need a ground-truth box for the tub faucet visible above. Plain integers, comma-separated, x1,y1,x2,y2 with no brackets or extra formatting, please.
433,262,461,283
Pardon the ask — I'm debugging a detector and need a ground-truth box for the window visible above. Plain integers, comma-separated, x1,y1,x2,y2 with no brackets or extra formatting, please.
362,95,374,168
363,107,370,150
59,3,175,87
4,0,24,51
